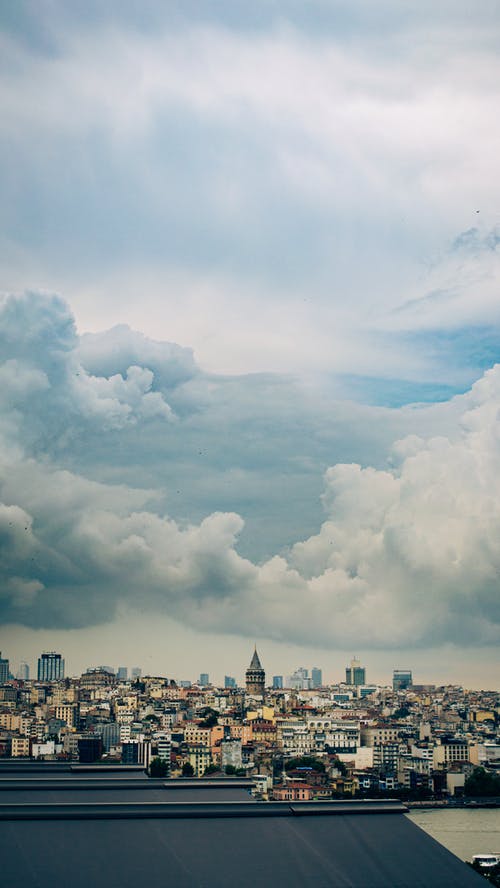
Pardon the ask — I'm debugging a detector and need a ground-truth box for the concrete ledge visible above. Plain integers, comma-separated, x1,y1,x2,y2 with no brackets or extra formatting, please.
0,777,255,791
0,799,408,821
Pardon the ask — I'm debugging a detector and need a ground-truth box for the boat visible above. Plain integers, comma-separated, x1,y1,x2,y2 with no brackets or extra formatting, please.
471,853,500,872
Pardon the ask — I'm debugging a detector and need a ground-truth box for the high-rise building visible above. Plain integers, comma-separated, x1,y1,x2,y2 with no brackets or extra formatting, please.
37,652,64,681
131,667,142,679
122,740,151,768
199,673,209,686
78,737,103,763
393,668,412,691
345,657,366,686
0,652,9,684
117,666,128,681
311,667,322,688
16,662,30,681
272,675,283,690
246,647,265,696
288,667,311,690
224,675,237,689
156,733,171,774
101,723,120,751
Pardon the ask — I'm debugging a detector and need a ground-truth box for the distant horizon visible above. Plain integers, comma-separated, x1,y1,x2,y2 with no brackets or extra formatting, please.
2,635,497,692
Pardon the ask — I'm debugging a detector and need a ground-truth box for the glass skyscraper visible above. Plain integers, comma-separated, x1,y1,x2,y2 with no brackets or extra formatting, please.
393,668,412,691
0,652,9,684
37,651,65,681
345,657,366,686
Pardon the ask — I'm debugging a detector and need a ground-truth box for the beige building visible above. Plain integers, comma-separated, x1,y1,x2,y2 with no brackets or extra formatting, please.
11,736,30,757
187,744,211,777
361,725,400,746
55,704,77,728
433,740,469,768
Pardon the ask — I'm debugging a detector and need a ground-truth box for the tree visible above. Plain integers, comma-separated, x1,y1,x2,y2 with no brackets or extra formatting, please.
225,764,236,775
149,757,168,778
203,763,220,775
285,756,326,773
465,767,500,797
199,708,219,728
331,758,347,776
182,761,194,777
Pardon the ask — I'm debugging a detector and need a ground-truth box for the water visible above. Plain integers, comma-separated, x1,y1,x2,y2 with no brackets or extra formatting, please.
407,808,500,863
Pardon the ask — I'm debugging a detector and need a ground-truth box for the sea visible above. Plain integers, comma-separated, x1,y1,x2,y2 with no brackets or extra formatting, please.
406,808,500,862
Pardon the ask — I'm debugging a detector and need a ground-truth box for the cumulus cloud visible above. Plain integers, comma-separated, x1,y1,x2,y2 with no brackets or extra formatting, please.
0,292,174,444
1,291,500,649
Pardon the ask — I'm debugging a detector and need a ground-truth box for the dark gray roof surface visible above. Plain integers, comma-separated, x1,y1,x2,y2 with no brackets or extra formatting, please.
0,785,253,802
0,767,482,888
0,774,254,803
0,808,482,888
0,790,483,888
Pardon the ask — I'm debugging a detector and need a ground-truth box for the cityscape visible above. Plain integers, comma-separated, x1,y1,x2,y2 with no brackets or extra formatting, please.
1,647,498,803
1,1,500,884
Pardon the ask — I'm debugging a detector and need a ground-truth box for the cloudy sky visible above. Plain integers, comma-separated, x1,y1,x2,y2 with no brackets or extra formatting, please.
1,1,500,687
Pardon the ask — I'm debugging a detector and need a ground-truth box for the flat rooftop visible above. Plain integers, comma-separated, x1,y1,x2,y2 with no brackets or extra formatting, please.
0,765,482,888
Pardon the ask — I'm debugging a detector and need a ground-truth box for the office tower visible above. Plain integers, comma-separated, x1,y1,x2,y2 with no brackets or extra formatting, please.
37,651,65,681
288,667,312,690
16,662,30,681
117,666,128,681
131,667,142,679
224,676,237,689
345,657,366,686
393,668,412,691
311,667,322,688
246,647,265,696
272,675,283,690
78,737,103,763
122,740,151,768
199,673,209,686
101,722,120,751
0,652,9,683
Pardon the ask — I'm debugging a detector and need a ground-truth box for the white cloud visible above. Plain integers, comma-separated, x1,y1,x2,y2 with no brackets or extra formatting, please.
1,292,500,649
2,13,500,382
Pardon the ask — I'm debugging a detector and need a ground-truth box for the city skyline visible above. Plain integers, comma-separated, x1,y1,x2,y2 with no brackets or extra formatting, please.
1,2,500,689
1,642,497,692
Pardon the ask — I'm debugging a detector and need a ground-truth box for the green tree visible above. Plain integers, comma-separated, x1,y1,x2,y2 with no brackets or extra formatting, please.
149,757,168,778
199,708,219,728
203,763,220,775
465,767,500,797
182,761,195,777
285,756,325,773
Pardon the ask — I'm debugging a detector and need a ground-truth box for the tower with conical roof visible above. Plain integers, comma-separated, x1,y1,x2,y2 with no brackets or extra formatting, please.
245,646,265,696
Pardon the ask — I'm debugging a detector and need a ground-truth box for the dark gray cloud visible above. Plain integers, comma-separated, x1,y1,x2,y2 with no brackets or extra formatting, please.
1,291,500,650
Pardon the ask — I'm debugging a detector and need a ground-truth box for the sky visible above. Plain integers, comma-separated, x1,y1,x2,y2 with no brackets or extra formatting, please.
1,1,500,688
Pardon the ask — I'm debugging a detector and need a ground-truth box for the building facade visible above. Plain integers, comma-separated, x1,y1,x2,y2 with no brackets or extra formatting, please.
0,653,9,684
345,657,366,686
37,652,64,681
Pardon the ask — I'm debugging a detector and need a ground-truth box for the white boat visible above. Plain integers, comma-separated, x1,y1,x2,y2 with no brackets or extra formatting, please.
471,853,500,871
